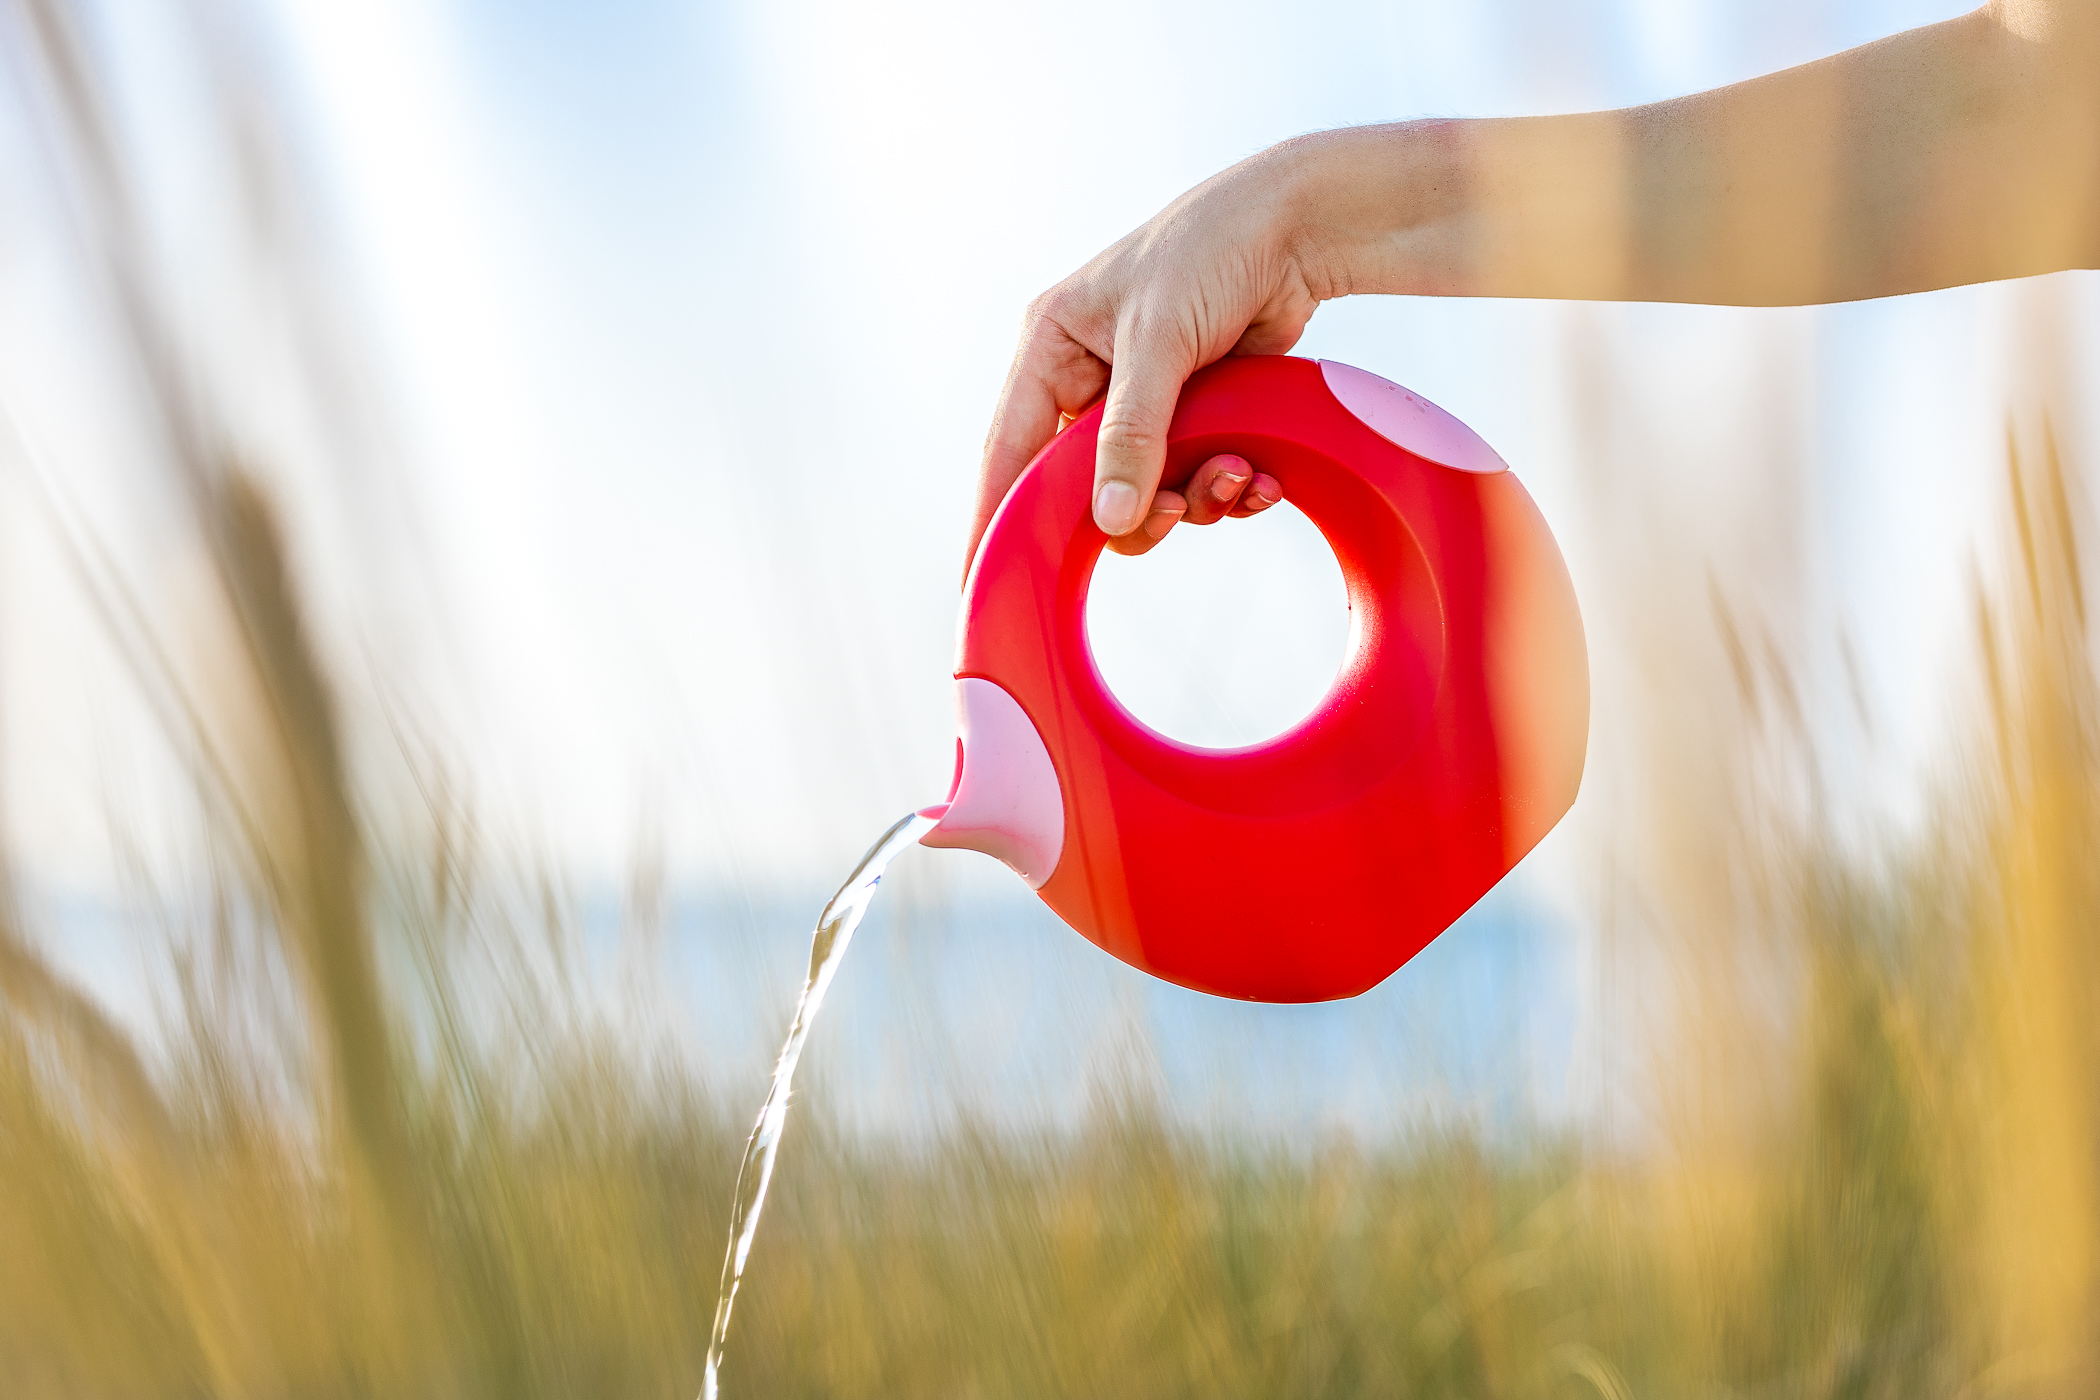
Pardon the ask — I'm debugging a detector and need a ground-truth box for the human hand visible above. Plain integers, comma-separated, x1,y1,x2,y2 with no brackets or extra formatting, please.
967,141,1341,571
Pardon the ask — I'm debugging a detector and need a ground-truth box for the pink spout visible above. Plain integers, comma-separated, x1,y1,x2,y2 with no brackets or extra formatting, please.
919,678,1065,888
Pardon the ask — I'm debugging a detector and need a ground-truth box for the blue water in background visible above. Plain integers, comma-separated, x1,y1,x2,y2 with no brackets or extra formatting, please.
644,852,1583,1145
26,851,1582,1146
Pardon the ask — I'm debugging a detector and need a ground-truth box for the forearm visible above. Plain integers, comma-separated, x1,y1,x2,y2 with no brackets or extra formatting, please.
1286,5,2100,307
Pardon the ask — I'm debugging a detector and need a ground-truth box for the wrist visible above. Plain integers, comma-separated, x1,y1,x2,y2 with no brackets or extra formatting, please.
1267,121,1476,300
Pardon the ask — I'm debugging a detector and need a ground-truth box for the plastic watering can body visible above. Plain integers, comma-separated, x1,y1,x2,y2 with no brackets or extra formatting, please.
922,355,1587,1003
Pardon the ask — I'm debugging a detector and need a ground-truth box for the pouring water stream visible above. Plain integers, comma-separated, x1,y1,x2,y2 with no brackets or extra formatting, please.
698,807,941,1400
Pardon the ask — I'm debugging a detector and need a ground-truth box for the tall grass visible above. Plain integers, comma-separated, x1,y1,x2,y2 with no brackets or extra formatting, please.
6,506,2100,1399
4,1,2100,1396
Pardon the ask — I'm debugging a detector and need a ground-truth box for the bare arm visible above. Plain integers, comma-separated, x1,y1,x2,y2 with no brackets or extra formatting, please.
970,1,2100,569
1328,2,2100,304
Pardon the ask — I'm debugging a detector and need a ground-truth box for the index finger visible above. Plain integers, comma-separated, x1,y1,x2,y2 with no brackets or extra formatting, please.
965,318,1109,584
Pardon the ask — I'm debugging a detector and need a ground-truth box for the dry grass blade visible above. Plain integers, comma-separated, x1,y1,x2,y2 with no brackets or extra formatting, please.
0,2,2098,1397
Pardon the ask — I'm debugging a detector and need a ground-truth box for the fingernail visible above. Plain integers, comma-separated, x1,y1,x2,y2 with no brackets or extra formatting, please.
1095,481,1142,535
1211,471,1248,503
1243,490,1276,512
1140,495,1185,539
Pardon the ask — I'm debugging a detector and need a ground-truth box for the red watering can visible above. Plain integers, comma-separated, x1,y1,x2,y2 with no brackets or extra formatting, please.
921,355,1587,1002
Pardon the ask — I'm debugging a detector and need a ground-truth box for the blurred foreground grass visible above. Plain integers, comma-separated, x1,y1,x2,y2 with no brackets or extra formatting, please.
6,1,2100,1395
4,448,2097,1400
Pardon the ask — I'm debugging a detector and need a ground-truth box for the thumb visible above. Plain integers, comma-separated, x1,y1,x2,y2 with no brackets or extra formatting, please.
1092,314,1196,536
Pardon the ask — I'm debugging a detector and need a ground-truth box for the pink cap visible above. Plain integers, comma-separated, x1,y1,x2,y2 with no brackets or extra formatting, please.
1319,360,1507,474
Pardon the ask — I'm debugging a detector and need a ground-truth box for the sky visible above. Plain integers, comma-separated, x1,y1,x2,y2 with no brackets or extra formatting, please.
243,0,2057,894
5,0,2096,1134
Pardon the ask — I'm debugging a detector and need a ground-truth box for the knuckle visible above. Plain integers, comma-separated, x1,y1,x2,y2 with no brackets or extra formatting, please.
1022,286,1116,374
1095,414,1162,457
1028,283,1086,331
1117,298,1179,346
